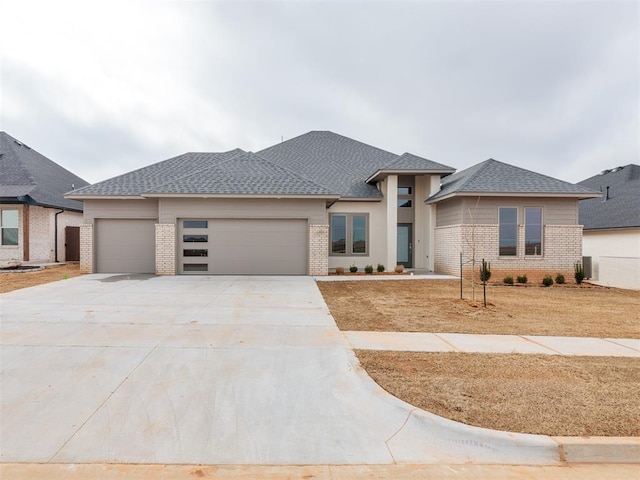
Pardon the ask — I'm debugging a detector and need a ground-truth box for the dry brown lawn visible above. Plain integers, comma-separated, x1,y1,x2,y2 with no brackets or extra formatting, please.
0,264,83,293
358,351,640,437
317,279,640,338
318,279,640,437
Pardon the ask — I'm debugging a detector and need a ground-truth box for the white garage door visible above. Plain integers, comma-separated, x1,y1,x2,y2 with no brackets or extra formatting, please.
179,218,307,275
95,219,156,273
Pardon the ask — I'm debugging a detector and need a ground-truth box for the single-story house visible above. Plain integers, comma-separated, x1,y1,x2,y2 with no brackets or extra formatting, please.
66,131,600,278
578,164,640,289
0,132,89,263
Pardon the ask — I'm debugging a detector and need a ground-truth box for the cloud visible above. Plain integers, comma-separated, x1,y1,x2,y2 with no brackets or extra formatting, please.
1,0,637,184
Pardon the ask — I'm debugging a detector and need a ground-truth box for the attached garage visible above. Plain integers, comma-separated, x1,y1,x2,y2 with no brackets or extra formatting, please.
179,218,308,275
95,219,156,273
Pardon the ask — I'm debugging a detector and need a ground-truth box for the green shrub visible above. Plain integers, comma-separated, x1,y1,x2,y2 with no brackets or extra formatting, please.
479,259,491,282
542,275,554,287
349,264,358,273
555,273,565,284
377,263,385,273
517,275,528,284
364,264,374,274
574,263,585,284
503,276,514,285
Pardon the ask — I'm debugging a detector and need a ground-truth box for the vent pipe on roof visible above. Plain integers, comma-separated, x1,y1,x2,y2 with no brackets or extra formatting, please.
603,186,610,202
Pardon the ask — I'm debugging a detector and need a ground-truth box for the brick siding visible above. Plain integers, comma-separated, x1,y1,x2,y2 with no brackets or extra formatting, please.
79,224,93,273
309,224,329,276
155,223,176,275
435,224,583,283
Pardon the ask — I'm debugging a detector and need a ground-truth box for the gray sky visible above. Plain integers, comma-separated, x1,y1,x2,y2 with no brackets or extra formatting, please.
1,0,638,184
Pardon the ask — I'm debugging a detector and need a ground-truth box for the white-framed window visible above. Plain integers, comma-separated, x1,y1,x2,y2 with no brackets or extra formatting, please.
330,213,369,255
0,209,19,246
498,207,517,256
524,207,543,256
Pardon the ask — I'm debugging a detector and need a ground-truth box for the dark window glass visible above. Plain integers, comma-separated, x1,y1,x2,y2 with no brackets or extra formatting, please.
397,199,412,208
184,263,208,272
183,234,208,243
499,207,517,256
397,187,412,195
184,249,208,257
183,220,208,228
525,208,543,255
352,215,367,254
331,215,346,254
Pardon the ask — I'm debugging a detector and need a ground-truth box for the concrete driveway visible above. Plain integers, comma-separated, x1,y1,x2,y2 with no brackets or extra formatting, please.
1,275,559,465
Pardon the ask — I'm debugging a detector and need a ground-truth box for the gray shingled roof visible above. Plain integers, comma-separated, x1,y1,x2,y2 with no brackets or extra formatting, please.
382,152,454,171
67,131,454,199
258,131,402,198
0,132,89,211
578,164,640,230
427,158,600,203
68,149,246,196
145,152,338,196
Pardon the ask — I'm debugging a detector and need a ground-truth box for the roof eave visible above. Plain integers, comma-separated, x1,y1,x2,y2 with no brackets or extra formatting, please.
64,194,147,200
366,169,456,184
426,191,602,204
140,193,341,200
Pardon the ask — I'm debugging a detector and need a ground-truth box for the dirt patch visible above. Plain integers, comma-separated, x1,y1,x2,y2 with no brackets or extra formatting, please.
357,350,640,437
0,264,83,293
317,279,640,338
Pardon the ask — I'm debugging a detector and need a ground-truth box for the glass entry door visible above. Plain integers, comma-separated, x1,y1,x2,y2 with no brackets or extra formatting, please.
397,224,412,268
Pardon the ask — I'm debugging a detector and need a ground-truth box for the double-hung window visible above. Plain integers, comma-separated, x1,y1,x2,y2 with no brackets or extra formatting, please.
0,210,19,246
524,207,543,256
330,213,368,255
498,207,517,256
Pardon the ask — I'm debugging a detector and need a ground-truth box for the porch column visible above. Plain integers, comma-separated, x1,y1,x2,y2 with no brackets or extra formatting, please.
385,175,398,270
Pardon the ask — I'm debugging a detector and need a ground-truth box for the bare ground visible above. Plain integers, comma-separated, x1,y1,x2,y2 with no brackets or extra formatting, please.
0,264,83,294
317,279,640,338
318,279,640,436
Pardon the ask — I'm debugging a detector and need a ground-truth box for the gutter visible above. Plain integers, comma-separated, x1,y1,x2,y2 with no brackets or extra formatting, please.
54,209,64,262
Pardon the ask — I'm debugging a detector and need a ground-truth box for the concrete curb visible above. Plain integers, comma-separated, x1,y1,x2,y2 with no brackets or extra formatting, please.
552,436,640,464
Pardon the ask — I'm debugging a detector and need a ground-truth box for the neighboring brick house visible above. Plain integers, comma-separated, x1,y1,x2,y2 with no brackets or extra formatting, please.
0,132,89,263
578,165,640,289
66,131,599,277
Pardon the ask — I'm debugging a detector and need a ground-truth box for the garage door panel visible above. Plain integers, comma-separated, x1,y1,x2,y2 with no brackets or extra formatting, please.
179,218,307,275
96,219,156,274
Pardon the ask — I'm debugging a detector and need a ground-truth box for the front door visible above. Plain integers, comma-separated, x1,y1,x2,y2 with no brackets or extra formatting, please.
397,224,412,268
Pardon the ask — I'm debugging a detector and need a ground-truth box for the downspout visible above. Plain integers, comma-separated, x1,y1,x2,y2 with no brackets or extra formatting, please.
54,209,64,262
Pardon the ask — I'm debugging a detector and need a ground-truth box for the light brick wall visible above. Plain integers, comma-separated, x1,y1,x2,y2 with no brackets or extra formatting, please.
435,224,583,283
309,224,329,276
28,206,54,262
79,224,93,273
155,223,176,275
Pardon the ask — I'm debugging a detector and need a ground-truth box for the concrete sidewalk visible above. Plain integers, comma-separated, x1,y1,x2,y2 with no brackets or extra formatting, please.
344,331,640,356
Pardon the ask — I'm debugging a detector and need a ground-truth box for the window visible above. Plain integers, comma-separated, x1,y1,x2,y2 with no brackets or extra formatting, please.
183,234,208,243
499,207,517,256
0,210,18,246
183,220,208,228
330,213,368,255
183,249,208,257
397,186,413,208
525,208,543,256
184,263,208,272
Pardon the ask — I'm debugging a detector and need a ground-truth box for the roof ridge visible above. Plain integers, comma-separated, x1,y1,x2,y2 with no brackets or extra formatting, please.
452,158,495,191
